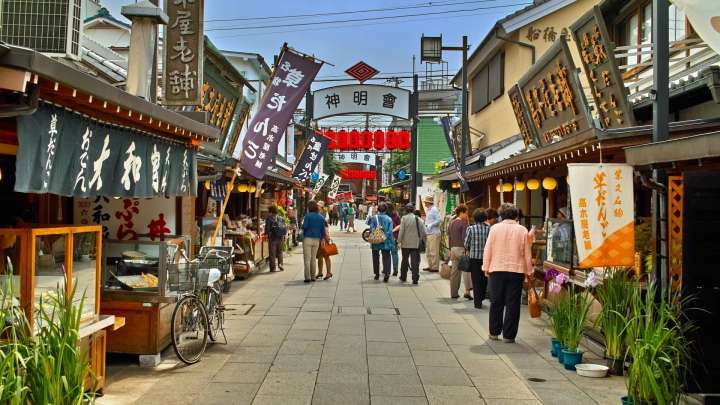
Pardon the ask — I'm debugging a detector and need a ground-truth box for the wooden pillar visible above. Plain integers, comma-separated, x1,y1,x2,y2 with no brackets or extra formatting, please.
211,169,238,245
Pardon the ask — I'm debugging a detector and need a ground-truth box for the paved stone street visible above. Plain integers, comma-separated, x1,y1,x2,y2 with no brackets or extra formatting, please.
99,228,626,405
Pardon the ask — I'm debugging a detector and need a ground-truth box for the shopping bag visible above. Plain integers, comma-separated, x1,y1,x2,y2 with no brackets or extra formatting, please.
367,216,387,244
440,262,451,279
527,278,542,318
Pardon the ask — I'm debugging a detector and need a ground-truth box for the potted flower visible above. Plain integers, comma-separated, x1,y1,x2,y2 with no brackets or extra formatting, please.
622,283,693,405
547,271,570,362
561,284,593,371
595,267,634,375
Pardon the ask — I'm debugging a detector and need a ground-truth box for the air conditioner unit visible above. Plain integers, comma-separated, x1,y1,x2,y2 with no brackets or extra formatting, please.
0,0,85,60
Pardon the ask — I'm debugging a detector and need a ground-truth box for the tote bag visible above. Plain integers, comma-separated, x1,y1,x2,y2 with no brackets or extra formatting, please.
367,216,387,244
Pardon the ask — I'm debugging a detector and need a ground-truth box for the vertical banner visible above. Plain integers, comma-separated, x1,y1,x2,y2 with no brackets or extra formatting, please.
293,131,330,181
567,163,634,268
327,175,342,199
240,49,323,179
439,117,469,192
163,0,203,105
312,173,330,194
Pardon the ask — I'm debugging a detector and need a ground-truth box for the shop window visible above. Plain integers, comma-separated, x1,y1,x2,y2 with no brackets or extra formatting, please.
470,52,504,113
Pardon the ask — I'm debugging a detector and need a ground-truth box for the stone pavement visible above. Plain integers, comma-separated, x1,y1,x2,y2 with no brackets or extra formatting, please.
98,227,626,405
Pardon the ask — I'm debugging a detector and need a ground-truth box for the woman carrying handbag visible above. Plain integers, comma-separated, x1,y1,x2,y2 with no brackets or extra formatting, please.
316,219,337,280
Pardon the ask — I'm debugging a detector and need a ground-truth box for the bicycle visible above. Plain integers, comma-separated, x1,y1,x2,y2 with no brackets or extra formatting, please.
168,247,228,365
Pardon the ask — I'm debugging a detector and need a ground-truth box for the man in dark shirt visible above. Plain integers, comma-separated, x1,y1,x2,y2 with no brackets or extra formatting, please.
447,205,470,299
265,205,286,272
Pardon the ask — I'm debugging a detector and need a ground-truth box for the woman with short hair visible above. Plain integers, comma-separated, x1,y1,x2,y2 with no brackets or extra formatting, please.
367,202,394,282
301,200,326,282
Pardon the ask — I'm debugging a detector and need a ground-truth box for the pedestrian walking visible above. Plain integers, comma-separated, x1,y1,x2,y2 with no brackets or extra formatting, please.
316,219,334,280
339,203,347,231
301,200,326,283
398,203,426,284
387,203,401,276
346,203,357,232
423,196,441,272
288,206,299,247
367,202,394,282
265,205,286,272
464,207,497,309
447,205,471,299
482,203,533,343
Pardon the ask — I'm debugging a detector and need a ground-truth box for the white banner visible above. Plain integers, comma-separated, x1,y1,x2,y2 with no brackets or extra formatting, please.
313,84,410,120
312,173,330,194
333,152,376,166
567,164,635,268
327,175,342,199
74,197,176,240
672,0,720,56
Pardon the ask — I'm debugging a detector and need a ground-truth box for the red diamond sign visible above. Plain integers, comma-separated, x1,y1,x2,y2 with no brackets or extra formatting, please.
345,61,379,83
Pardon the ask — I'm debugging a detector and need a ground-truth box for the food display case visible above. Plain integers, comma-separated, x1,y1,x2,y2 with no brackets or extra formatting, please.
0,225,116,390
543,218,585,284
99,235,190,356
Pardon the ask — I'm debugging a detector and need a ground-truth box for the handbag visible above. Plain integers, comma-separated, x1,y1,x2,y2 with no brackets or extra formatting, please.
458,255,470,272
527,277,542,318
367,215,387,244
440,262,451,279
415,217,426,253
320,240,339,256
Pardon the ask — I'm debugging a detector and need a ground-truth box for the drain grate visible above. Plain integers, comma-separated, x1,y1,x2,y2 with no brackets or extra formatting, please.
527,377,546,383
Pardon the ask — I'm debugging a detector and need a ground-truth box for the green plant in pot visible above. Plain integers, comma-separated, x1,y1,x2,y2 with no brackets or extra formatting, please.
547,271,572,362
622,283,694,405
561,283,593,371
595,267,634,375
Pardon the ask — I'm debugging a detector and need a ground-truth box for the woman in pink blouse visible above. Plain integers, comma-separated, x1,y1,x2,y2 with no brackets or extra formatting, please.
482,203,533,343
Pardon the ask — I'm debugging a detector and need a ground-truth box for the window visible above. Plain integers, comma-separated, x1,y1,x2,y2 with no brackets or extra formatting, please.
470,52,504,113
617,1,688,66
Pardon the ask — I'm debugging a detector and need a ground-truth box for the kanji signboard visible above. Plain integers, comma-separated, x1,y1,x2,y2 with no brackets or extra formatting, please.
293,131,330,182
240,49,322,179
516,38,593,146
571,6,635,129
507,84,539,148
163,0,204,105
15,103,197,198
313,84,410,120
333,152,376,166
326,175,342,199
567,164,634,268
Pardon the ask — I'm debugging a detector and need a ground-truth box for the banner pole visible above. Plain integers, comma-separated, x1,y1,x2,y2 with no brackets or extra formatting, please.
211,167,239,245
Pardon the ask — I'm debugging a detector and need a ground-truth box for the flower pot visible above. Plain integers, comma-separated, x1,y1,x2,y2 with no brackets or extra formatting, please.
621,395,653,405
561,348,584,370
606,356,624,376
557,346,566,364
551,338,561,357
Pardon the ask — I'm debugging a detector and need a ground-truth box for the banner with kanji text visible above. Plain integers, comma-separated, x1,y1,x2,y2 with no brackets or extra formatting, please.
293,131,329,182
567,163,634,268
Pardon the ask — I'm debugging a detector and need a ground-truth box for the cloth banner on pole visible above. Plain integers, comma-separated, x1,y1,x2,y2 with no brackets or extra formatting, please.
336,191,353,202
312,173,330,194
239,48,322,179
567,163,635,268
439,116,469,192
293,131,330,181
672,0,720,56
327,175,342,199
15,103,197,198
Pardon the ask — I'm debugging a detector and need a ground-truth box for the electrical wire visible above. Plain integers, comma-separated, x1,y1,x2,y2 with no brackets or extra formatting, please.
206,2,530,32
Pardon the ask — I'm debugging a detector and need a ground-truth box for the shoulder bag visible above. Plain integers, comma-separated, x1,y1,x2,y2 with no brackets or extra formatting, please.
367,215,387,244
415,217,426,253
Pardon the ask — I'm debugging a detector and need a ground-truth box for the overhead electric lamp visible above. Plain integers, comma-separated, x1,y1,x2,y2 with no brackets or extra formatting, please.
204,180,211,190
514,181,525,191
451,181,461,189
248,184,257,193
495,184,502,193
542,177,558,190
502,183,513,192
527,179,540,190
237,183,249,193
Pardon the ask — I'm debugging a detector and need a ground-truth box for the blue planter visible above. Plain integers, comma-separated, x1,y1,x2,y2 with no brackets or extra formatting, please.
562,348,584,371
557,346,566,363
551,338,561,357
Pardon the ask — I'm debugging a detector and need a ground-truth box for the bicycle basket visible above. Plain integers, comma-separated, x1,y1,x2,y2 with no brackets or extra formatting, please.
167,262,210,294
198,247,234,275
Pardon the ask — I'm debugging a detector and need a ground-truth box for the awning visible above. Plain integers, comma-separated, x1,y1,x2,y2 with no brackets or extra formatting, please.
624,131,720,166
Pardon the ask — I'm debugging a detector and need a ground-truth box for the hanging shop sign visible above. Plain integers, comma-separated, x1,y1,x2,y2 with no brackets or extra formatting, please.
239,48,323,179
163,0,204,105
516,38,593,146
292,131,330,182
439,116,469,192
198,65,239,135
326,175,342,199
507,84,540,148
74,196,176,241
567,163,634,268
313,84,410,120
339,169,377,180
333,152,376,166
571,6,635,129
325,129,411,151
312,173,330,194
15,103,197,198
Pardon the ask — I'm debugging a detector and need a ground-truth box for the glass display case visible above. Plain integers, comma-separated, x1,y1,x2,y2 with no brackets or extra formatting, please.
101,235,190,303
545,218,578,269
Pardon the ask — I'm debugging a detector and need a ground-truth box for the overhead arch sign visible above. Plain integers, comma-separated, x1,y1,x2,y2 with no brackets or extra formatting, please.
312,84,410,120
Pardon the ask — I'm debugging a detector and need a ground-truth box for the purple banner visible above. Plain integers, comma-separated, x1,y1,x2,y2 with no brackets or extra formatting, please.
440,116,469,192
240,50,322,179
292,131,329,182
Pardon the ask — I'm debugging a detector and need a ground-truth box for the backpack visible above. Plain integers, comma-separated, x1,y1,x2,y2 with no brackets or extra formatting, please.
269,215,287,239
367,215,387,244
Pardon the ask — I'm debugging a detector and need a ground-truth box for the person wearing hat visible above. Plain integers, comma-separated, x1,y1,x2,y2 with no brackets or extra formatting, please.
422,195,441,272
398,203,426,284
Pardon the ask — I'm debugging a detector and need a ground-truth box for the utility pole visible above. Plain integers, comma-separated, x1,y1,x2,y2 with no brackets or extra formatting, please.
410,74,419,206
461,35,469,170
652,0,669,300
362,114,369,202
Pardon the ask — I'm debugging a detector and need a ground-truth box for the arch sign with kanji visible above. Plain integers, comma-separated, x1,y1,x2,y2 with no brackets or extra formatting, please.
312,84,411,120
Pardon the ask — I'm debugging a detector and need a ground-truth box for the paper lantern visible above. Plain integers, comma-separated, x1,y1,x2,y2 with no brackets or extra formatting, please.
514,181,526,191
398,129,411,150
326,129,337,150
373,129,385,150
204,180,211,190
542,177,558,190
248,184,257,193
237,183,249,193
361,129,373,150
502,183,513,192
386,129,398,150
349,129,361,149
495,184,501,192
527,179,540,190
337,130,349,150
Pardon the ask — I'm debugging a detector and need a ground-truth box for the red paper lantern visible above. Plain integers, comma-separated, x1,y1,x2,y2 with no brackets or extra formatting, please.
326,129,337,150
373,129,385,150
386,129,398,150
337,129,349,150
398,129,411,150
361,129,373,150
349,129,361,150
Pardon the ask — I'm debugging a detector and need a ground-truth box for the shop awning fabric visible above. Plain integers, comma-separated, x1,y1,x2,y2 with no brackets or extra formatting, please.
624,131,720,166
15,103,197,198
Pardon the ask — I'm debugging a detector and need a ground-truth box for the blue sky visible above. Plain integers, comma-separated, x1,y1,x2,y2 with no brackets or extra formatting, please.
99,0,528,89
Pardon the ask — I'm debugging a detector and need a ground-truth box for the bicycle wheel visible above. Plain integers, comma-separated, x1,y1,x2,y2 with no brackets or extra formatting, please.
206,287,224,342
171,295,209,364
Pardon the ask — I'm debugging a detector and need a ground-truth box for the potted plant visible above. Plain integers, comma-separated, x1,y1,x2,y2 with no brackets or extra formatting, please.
75,233,94,262
622,283,693,405
561,284,593,371
595,267,634,375
547,271,570,362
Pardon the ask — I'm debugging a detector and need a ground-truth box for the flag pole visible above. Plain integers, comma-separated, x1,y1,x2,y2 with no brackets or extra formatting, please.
211,165,240,245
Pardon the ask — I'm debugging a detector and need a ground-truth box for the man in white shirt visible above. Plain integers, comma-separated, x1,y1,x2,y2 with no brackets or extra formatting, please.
423,195,441,272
